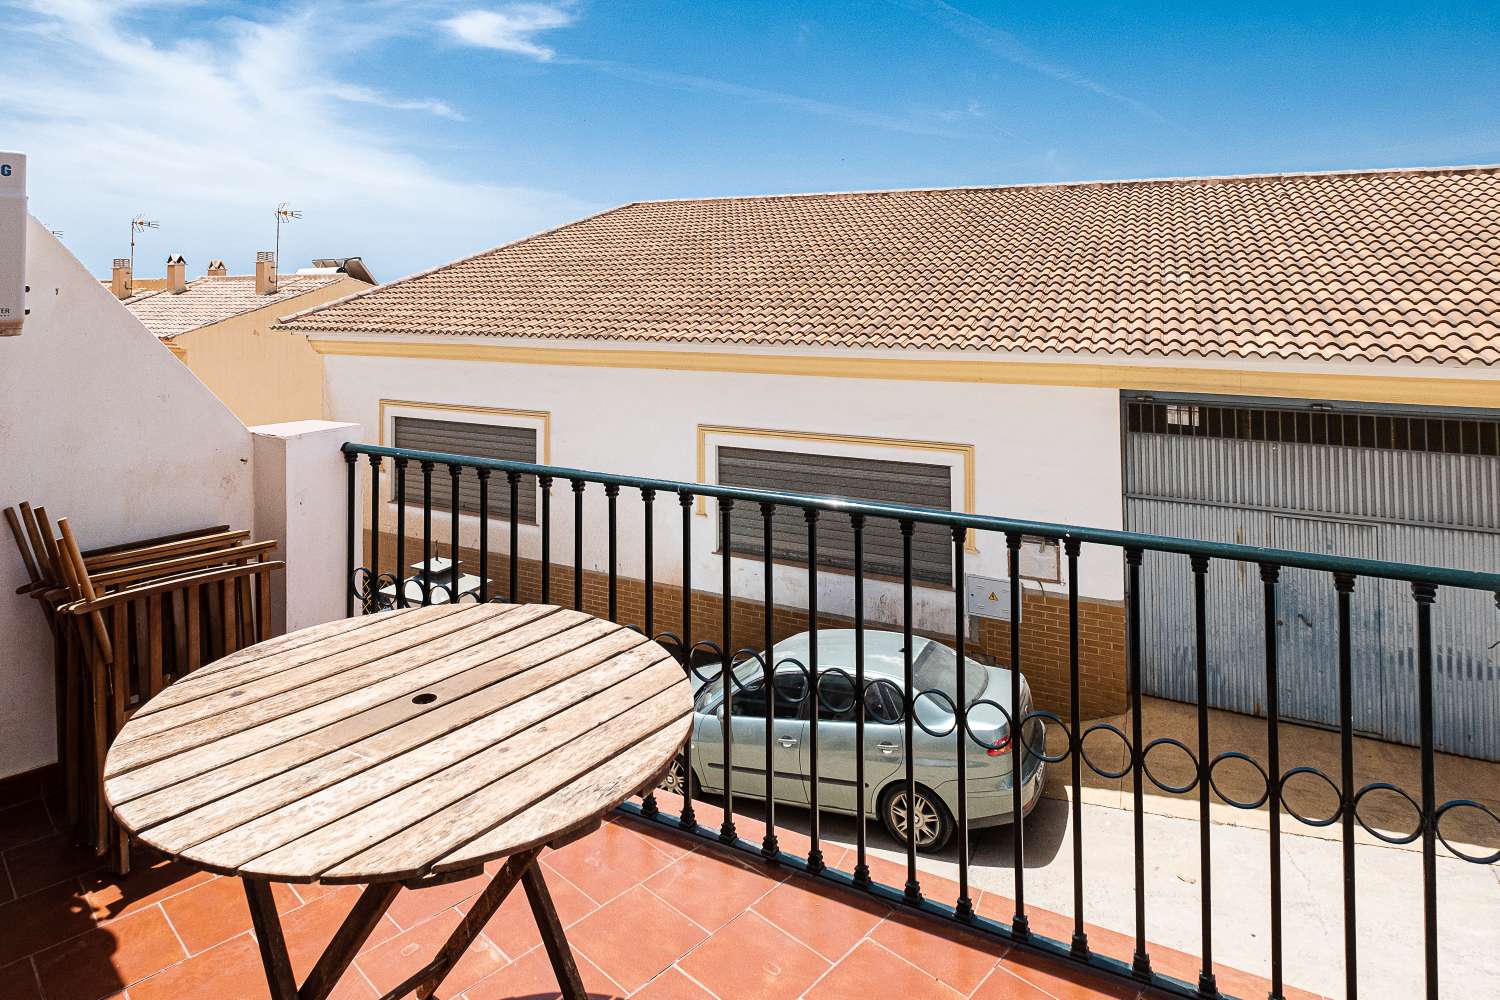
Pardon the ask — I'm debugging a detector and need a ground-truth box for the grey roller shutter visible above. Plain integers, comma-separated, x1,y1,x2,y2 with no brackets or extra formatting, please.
392,416,538,523
717,447,952,584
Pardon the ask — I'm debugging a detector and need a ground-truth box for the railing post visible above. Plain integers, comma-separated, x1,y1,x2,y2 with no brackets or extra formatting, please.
1007,530,1028,938
850,512,868,885
1412,581,1439,1000
344,450,356,617
367,455,381,613
805,507,824,874
952,525,973,921
508,471,522,603
639,486,658,819
571,479,585,612
900,518,920,903
1066,536,1088,959
678,489,696,831
761,501,780,859
419,460,434,606
394,458,408,609
539,475,552,603
1190,553,1217,998
476,468,491,603
1125,545,1152,981
448,464,461,599
606,483,620,621
718,497,737,843
1333,570,1355,1000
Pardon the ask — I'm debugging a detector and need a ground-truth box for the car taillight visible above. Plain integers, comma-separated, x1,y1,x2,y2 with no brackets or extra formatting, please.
986,735,1011,756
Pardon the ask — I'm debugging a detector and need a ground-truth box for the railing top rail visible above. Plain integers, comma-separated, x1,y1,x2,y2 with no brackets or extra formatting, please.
344,441,1500,594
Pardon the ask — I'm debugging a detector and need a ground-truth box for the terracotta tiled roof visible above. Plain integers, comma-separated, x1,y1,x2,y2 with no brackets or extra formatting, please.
124,274,343,340
279,166,1500,366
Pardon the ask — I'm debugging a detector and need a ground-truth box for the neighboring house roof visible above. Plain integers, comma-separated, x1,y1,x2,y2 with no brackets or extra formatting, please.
124,274,345,340
278,165,1500,366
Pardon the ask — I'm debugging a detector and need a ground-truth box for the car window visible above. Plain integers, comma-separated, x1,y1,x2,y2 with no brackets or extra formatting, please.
772,671,806,720
729,678,767,718
816,672,857,723
912,641,989,708
864,681,903,725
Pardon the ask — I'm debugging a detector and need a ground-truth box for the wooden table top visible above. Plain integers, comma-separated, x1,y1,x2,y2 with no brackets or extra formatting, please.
103,604,692,885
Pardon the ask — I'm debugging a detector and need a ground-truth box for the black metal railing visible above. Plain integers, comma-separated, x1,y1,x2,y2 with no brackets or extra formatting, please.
343,442,1500,1000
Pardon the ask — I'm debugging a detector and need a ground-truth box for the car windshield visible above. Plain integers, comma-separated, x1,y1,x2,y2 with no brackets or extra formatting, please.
912,640,988,708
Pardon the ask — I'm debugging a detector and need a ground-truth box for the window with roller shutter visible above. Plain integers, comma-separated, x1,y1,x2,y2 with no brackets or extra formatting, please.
391,416,538,524
716,446,953,585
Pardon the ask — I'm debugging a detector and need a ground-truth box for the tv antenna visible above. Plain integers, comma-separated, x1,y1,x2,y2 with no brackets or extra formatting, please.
129,215,159,278
275,203,302,272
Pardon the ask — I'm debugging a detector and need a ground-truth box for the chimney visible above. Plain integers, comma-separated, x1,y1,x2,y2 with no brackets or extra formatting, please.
110,258,132,299
165,254,186,293
255,251,277,295
206,259,227,277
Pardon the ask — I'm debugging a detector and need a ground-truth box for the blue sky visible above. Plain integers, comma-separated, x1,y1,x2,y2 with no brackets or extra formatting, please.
4,1,1499,281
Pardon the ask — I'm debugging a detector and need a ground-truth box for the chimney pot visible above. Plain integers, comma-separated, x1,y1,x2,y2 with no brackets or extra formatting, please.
206,259,227,277
111,258,132,299
165,254,187,294
255,251,277,295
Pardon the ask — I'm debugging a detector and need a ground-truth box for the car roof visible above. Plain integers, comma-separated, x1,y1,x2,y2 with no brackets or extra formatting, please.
766,629,935,683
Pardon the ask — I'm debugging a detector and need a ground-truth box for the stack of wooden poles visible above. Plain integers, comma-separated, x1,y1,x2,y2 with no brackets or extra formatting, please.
4,502,285,873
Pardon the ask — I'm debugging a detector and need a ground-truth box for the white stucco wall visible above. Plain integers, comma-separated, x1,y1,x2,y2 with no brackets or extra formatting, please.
0,219,254,779
323,350,1126,635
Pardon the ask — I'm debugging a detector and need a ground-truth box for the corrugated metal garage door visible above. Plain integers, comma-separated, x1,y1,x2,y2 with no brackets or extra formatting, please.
1123,396,1500,760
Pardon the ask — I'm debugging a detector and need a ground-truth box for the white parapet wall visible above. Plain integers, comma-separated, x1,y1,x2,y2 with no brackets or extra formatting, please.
0,219,255,780
251,420,363,634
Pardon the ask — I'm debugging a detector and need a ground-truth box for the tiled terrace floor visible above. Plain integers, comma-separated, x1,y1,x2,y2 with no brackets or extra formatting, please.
1,775,1294,1000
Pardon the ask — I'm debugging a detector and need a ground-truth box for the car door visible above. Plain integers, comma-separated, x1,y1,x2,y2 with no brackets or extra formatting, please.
805,672,904,815
696,670,809,804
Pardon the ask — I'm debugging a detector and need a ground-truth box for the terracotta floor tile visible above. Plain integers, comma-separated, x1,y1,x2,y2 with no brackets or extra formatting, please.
461,946,624,1000
160,874,292,957
279,885,399,981
0,864,14,906
127,932,271,1000
82,858,214,925
0,802,55,853
461,865,597,961
805,939,964,999
613,814,699,860
0,959,43,1000
0,879,97,967
676,910,829,1000
629,966,716,999
870,910,1005,995
859,852,962,904
4,833,102,896
968,964,1060,999
355,907,507,998
644,848,782,932
567,886,708,993
750,874,889,961
543,823,676,905
33,904,186,1000
384,870,490,931
992,950,1142,1000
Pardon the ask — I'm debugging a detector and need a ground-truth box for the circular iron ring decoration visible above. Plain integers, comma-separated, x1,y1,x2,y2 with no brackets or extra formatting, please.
1278,766,1344,828
862,677,905,726
960,697,1014,754
1079,722,1133,780
1140,737,1199,795
910,687,959,739
1207,751,1271,810
1349,781,1423,845
814,666,860,718
1019,710,1070,764
1433,799,1500,865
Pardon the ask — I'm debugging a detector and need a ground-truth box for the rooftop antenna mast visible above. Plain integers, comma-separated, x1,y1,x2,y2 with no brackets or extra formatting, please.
129,215,159,279
274,203,302,273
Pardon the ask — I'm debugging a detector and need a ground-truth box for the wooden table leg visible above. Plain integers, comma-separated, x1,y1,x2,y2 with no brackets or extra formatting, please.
523,861,588,999
245,879,299,1000
243,879,401,1000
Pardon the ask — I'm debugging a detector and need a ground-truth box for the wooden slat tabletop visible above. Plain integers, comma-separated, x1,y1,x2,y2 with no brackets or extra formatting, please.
104,604,692,885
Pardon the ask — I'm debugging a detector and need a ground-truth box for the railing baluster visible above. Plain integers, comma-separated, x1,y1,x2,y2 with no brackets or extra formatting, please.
805,508,824,873
344,451,356,617
1266,564,1287,1000
678,489,696,830
1191,554,1217,997
1067,537,1088,958
1333,571,1355,1000
508,471,521,603
760,502,779,859
1413,582,1439,1000
420,461,434,606
368,455,381,613
900,518,919,902
640,487,658,819
448,465,461,599
952,526,973,920
394,458,408,609
1126,545,1151,980
477,469,490,603
607,484,620,621
851,513,869,886
572,480,585,611
539,475,552,603
1007,531,1028,938
719,498,737,843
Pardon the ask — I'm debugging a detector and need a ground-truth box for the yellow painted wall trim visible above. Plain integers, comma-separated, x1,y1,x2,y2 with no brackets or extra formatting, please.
695,424,979,553
308,338,1500,408
377,398,553,463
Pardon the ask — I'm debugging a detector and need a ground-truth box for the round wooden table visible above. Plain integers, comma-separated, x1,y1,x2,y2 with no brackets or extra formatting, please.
103,603,691,1000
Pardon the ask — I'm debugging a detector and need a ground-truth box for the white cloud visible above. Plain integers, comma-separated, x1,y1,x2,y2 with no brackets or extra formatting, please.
0,0,591,279
444,4,576,61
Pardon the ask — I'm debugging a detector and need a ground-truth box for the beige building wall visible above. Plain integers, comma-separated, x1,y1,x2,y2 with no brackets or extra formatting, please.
170,276,365,426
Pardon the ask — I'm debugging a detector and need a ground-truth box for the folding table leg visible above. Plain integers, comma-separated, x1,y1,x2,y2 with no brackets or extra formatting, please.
243,879,400,1000
523,861,588,998
245,879,300,1000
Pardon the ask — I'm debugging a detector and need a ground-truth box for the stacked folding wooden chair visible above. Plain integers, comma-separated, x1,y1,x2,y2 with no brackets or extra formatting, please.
5,503,285,873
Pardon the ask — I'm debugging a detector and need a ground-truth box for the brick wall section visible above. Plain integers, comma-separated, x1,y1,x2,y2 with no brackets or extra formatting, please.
365,530,1128,720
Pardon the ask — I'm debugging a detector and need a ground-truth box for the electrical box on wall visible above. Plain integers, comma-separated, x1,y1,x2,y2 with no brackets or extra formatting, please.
0,151,25,336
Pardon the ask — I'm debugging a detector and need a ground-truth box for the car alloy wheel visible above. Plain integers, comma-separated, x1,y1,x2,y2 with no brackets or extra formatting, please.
883,786,952,851
659,756,690,796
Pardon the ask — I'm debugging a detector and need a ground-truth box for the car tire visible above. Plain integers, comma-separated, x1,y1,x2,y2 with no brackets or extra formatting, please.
879,784,954,853
658,754,697,799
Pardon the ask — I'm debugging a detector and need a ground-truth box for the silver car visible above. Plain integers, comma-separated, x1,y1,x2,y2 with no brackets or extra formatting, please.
662,629,1046,852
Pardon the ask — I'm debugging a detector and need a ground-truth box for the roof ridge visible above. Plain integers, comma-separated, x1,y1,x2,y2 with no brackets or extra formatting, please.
626,163,1500,207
